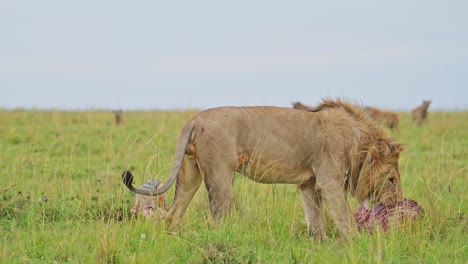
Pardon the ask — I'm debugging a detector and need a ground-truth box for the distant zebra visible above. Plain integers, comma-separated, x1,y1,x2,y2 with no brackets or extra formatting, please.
411,100,431,125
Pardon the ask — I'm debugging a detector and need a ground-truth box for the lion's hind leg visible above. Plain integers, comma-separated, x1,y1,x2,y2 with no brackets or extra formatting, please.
166,156,202,233
299,180,329,241
199,156,237,226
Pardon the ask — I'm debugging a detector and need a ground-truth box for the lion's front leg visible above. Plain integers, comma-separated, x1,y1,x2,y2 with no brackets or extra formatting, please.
299,182,329,241
316,178,358,239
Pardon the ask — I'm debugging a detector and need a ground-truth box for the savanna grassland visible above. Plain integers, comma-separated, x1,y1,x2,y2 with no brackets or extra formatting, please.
0,108,466,263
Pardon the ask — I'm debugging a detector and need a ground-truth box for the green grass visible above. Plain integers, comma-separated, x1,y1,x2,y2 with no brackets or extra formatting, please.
0,109,466,263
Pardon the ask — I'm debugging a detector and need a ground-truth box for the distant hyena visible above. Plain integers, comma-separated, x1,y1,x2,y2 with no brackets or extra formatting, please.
113,110,123,126
411,100,431,125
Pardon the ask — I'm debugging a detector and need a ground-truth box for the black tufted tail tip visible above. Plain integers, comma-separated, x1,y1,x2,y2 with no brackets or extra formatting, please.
122,170,134,187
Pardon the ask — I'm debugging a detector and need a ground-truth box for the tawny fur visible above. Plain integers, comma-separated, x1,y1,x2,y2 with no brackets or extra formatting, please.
411,100,431,125
364,106,400,130
123,98,404,240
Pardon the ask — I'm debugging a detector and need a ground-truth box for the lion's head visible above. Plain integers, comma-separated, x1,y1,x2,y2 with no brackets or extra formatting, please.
305,98,405,208
354,141,404,206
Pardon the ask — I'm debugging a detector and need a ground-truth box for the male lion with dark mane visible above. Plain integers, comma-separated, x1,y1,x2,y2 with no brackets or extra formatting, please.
122,98,404,240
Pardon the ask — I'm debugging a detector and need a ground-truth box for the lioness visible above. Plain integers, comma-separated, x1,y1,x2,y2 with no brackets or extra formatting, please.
292,101,314,111
412,100,431,125
123,99,404,239
364,106,400,130
294,102,399,130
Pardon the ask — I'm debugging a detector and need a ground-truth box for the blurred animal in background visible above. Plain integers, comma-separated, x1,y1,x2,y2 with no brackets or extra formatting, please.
412,100,431,125
131,180,168,219
293,101,399,131
113,110,123,126
292,101,314,111
364,106,400,130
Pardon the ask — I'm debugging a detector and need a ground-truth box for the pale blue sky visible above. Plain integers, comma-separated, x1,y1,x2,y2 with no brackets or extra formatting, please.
1,0,467,110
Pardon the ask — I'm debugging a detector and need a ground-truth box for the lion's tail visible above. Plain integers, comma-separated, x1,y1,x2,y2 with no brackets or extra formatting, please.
122,120,196,196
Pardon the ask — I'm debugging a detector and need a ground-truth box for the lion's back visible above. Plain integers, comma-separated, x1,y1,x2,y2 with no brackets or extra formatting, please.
190,106,358,157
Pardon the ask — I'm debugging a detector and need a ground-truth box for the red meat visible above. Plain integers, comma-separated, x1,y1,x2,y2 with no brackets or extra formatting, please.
354,198,423,233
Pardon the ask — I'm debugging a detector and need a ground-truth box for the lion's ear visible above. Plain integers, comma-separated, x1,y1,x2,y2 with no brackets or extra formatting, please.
389,143,405,157
394,143,405,153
